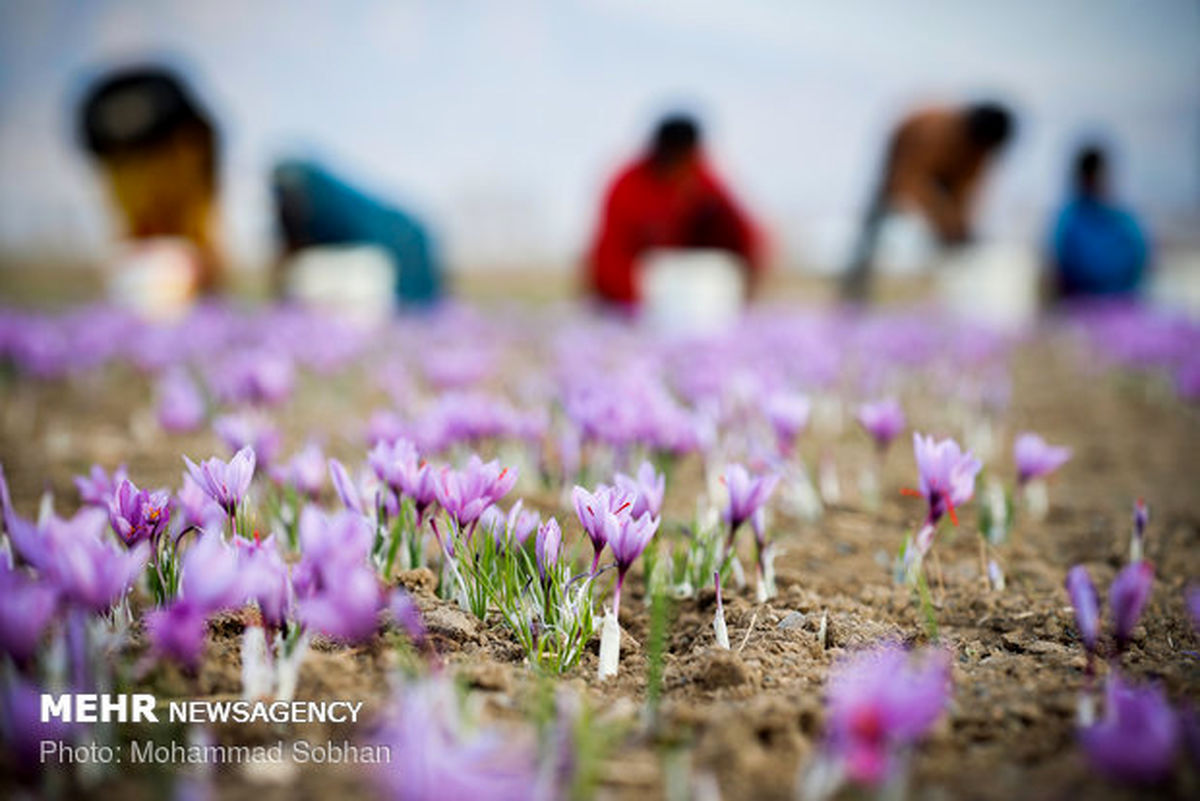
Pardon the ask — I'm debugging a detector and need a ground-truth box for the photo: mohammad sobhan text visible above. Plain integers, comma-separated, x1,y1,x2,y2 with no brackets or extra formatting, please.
40,738,392,765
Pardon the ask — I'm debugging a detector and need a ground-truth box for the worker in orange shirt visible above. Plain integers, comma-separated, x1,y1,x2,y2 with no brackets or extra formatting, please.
842,102,1014,302
586,115,764,307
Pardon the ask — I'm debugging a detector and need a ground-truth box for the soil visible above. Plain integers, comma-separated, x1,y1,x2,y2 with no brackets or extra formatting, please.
0,300,1198,801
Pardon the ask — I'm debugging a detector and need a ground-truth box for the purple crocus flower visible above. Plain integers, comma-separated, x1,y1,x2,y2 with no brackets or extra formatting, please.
107,478,171,547
824,643,952,787
722,463,779,537
491,500,539,550
328,458,368,516
1079,673,1179,785
1065,565,1100,656
271,442,326,500
370,677,537,801
145,601,209,670
388,588,426,648
1110,561,1154,652
535,518,562,586
235,533,290,630
33,510,148,613
856,399,906,451
175,472,224,531
213,413,281,467
74,464,128,507
292,506,381,642
366,440,440,523
615,460,666,520
183,446,256,515
0,562,58,666
434,456,517,531
156,367,206,433
605,510,659,615
572,484,635,572
909,432,981,530
764,392,811,453
1013,432,1072,485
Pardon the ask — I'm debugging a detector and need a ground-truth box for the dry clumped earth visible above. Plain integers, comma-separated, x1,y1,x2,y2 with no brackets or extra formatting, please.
0,328,1198,801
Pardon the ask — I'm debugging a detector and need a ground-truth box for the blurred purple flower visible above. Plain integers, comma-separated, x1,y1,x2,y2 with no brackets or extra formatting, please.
32,510,148,613
210,348,294,407
911,433,981,527
0,678,76,779
388,588,426,647
370,677,537,801
535,518,562,586
615,460,665,520
183,446,256,515
145,601,209,670
328,458,368,516
156,368,206,433
235,533,290,629
722,463,778,534
175,472,224,531
496,500,540,550
434,456,517,531
368,440,440,522
74,464,128,508
107,478,171,547
572,484,634,572
0,562,58,665
1065,565,1100,655
765,392,811,452
213,413,280,467
271,442,326,500
1013,432,1072,485
292,506,381,642
824,643,952,787
1110,561,1154,651
1079,673,1179,784
856,399,906,451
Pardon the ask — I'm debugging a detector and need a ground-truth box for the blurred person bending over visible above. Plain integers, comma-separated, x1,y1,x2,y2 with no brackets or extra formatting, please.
79,67,222,292
1047,145,1148,300
272,159,443,308
586,115,764,306
842,102,1014,302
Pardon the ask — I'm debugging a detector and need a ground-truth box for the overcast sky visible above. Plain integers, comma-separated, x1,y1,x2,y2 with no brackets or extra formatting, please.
1,0,1196,270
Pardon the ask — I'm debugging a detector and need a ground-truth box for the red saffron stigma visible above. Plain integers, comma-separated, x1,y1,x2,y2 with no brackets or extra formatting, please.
900,487,922,498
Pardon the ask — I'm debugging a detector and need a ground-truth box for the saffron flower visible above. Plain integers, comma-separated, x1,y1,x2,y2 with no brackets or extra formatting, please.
367,438,438,516
614,460,666,520
434,456,517,531
74,464,128,508
535,517,562,587
1013,432,1072,485
1079,673,1180,785
370,677,537,801
1110,561,1154,653
765,392,811,453
235,533,290,630
572,483,635,572
823,643,952,787
183,446,256,515
155,367,206,433
107,478,171,547
910,433,982,527
722,463,779,537
856,399,906,451
1065,565,1100,657
144,601,209,671
34,510,148,613
292,506,382,642
0,562,58,666
272,442,326,500
175,472,224,531
489,499,539,550
606,510,659,614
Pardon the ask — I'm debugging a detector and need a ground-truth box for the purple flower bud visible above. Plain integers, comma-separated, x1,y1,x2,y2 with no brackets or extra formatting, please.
572,484,635,572
434,456,517,530
183,446,256,515
536,518,562,585
856,399,906,451
272,442,326,499
722,464,778,533
765,392,811,452
1013,432,1072,485
1065,565,1100,655
1079,673,1180,784
1110,561,1154,650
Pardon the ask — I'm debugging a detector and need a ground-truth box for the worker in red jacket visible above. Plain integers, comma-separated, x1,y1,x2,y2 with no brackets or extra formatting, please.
586,115,764,306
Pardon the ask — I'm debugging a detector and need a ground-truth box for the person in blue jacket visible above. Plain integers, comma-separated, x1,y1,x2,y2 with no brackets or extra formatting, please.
1049,145,1149,299
272,159,443,306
